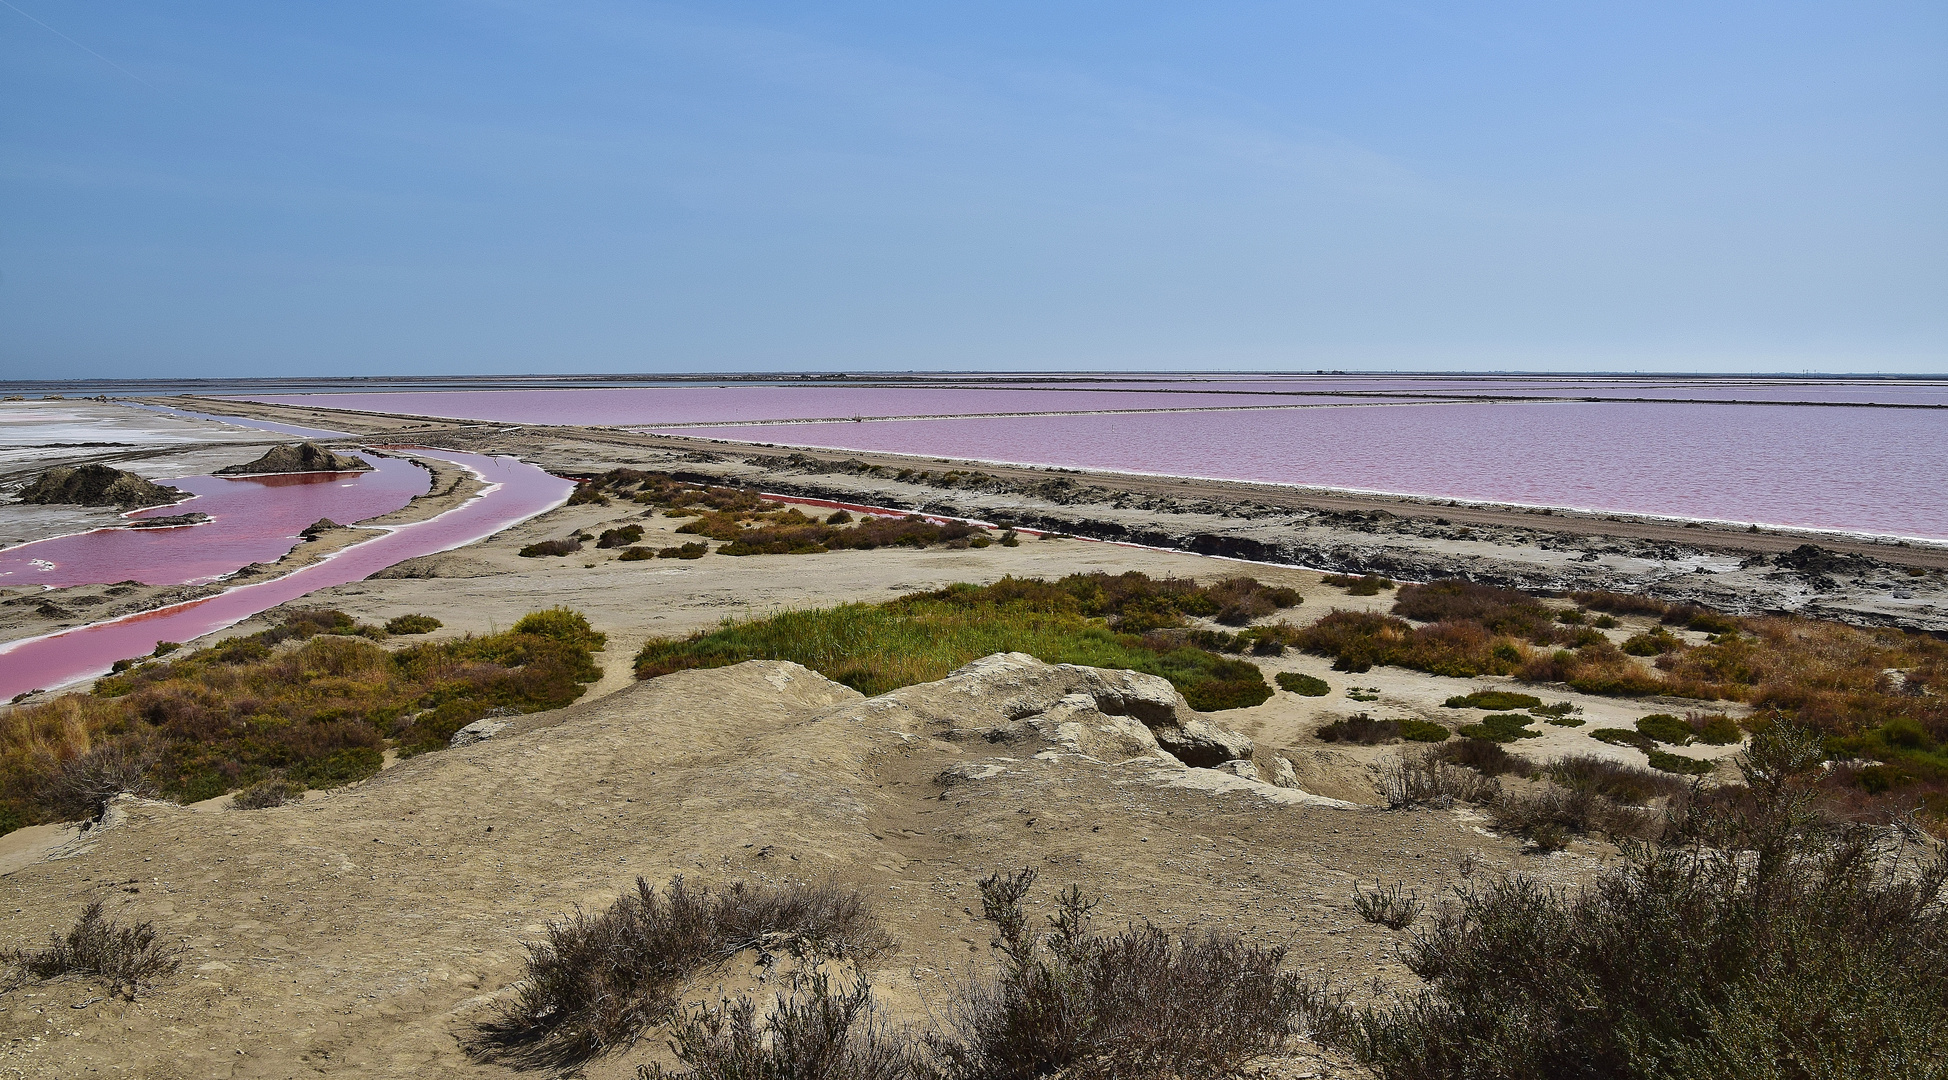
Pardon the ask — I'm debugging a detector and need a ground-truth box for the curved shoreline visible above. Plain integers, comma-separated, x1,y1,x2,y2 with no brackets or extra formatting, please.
0,449,570,700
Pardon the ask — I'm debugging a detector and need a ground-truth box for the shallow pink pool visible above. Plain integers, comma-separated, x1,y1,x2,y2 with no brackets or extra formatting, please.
667,401,1948,540
0,450,571,699
0,454,429,588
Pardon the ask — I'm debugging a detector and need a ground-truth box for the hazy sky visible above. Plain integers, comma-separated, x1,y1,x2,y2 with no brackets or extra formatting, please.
3,2,1943,377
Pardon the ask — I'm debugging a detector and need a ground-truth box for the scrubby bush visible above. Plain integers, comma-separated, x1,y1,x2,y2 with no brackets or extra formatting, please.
1457,714,1541,743
384,614,442,635
657,543,708,559
1379,750,1497,808
1317,714,1399,744
1399,718,1451,742
936,869,1309,1080
1687,711,1743,745
472,876,890,1067
1488,785,1662,851
596,525,645,548
1444,690,1543,711
1546,755,1688,805
1353,882,1423,929
1635,713,1694,745
231,777,298,809
1317,724,1948,1080
518,537,583,558
1592,727,1656,751
1622,627,1682,656
0,608,606,829
647,973,923,1080
1432,737,1532,777
617,546,654,561
1646,749,1713,776
1275,672,1331,696
0,901,181,997
1324,573,1394,595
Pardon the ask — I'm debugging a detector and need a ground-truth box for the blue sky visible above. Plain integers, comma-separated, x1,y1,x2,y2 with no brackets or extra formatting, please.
2,1,1943,376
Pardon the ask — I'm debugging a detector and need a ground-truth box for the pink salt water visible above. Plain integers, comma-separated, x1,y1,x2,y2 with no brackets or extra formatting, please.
666,400,1948,541
0,454,429,588
0,450,570,699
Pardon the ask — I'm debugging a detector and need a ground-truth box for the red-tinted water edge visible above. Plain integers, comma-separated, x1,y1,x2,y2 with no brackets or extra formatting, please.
0,450,571,700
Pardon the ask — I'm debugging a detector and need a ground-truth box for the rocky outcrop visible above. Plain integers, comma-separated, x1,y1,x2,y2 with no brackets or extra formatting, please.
215,443,371,475
872,651,1254,768
15,464,186,509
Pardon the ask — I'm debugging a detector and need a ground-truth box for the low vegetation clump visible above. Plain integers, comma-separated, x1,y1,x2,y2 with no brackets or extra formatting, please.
471,876,890,1068
647,973,923,1080
713,512,991,556
938,869,1311,1080
1275,672,1330,696
596,524,645,548
0,608,604,832
518,537,582,557
0,901,181,998
1431,738,1532,778
1645,749,1714,776
1352,882,1424,929
1291,577,1948,826
1316,725,1948,1079
383,613,442,634
1456,713,1541,743
1635,712,1694,745
1398,718,1451,742
1323,573,1394,595
1379,749,1500,808
1316,714,1399,744
1443,689,1543,711
634,573,1294,710
230,777,298,809
1545,754,1688,805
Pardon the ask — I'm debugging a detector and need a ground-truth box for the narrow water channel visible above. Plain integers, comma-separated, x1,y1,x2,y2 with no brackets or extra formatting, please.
0,449,570,699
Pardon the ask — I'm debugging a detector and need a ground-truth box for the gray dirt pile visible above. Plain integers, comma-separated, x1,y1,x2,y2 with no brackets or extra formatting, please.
0,656,1549,1079
213,442,371,475
13,464,185,510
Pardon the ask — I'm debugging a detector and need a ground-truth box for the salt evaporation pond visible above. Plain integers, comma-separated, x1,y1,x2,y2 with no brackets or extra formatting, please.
0,454,430,588
0,450,570,699
666,400,1948,541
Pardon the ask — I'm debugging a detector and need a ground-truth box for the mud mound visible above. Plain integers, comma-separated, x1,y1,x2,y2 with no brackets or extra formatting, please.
14,464,185,509
214,442,372,475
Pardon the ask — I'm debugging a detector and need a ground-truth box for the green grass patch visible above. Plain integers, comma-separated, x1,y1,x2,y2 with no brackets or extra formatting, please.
1399,719,1452,743
633,574,1280,711
1591,727,1656,751
1275,672,1330,696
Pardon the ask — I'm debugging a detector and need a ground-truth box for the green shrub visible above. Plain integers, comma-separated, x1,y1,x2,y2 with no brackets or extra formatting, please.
1353,882,1424,929
384,614,442,634
1444,690,1544,711
1635,713,1693,746
1433,738,1533,777
1399,719,1451,743
150,641,180,657
657,543,708,559
1459,714,1540,743
1688,712,1743,745
596,525,645,548
1645,749,1713,776
617,546,653,561
1324,573,1394,595
1275,672,1331,696
1318,714,1399,744
1591,727,1656,751
1592,614,1619,629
